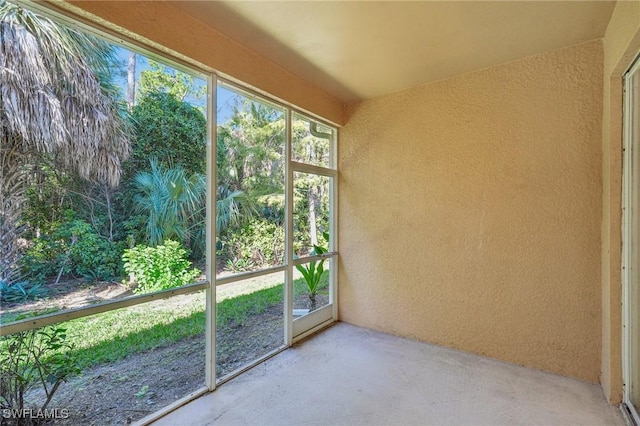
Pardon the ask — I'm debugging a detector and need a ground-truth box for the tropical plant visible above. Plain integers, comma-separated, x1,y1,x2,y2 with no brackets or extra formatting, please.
0,325,80,421
122,239,200,294
216,187,255,234
0,280,46,304
295,232,329,311
0,1,130,288
133,159,205,250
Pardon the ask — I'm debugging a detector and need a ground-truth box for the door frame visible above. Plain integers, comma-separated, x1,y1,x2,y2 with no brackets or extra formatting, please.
622,53,640,424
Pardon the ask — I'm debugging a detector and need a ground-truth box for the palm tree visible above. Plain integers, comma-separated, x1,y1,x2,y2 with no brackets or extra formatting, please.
133,159,253,256
133,159,205,248
0,2,130,285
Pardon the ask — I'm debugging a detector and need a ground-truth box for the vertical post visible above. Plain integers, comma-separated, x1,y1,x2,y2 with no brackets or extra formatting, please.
330,129,339,320
285,109,294,345
205,74,218,390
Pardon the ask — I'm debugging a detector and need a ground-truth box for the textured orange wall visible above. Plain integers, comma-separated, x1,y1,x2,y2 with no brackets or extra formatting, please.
601,0,640,404
61,1,344,126
339,41,603,383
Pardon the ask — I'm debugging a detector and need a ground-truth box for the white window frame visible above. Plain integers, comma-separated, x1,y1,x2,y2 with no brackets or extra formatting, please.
622,54,640,425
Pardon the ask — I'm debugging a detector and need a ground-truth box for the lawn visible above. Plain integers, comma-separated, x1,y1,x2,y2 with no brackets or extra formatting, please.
8,274,329,370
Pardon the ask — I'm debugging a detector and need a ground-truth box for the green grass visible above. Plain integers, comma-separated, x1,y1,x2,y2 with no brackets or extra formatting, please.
1,274,329,371
63,293,206,369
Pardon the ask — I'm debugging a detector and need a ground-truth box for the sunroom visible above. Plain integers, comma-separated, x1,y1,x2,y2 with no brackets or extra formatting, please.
0,1,638,425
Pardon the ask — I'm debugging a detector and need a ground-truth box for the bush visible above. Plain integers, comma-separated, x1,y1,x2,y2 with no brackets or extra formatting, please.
0,280,47,305
218,219,285,271
0,326,80,419
20,219,123,283
122,240,200,294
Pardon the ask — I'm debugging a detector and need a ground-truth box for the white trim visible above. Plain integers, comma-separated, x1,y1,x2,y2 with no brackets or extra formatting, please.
291,161,337,178
330,129,339,319
285,108,295,346
216,265,288,286
292,252,337,266
292,318,336,344
292,304,334,337
205,73,217,391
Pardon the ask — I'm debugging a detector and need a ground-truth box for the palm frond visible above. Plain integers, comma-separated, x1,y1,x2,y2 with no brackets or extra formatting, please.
0,1,131,187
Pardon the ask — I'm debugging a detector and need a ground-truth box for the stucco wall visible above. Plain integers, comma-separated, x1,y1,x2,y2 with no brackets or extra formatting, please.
339,41,603,383
601,0,640,404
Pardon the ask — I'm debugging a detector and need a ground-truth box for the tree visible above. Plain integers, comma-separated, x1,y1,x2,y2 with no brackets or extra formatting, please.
216,99,285,214
0,2,130,285
127,91,206,177
126,51,136,110
137,59,204,102
133,159,205,251
291,118,331,249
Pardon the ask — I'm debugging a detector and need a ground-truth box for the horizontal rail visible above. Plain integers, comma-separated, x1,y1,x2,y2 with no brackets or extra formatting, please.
290,161,337,178
215,254,337,287
215,265,287,286
0,281,209,336
292,252,336,266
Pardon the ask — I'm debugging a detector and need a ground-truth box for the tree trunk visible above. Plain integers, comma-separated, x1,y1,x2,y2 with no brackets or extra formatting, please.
126,51,136,111
0,138,28,285
308,184,318,246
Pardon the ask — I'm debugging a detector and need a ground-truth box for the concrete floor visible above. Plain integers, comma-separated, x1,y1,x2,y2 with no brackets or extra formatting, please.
153,323,624,426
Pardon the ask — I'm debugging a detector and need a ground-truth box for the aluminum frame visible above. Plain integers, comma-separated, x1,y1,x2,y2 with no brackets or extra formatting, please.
622,53,640,425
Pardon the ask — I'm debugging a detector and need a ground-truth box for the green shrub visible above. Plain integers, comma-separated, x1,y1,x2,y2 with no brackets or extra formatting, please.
219,219,285,271
122,240,200,294
19,237,65,284
0,325,80,415
20,219,123,283
0,280,47,304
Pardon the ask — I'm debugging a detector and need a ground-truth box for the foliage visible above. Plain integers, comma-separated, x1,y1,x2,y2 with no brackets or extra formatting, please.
216,100,285,210
295,232,329,311
122,240,200,294
20,167,69,238
0,1,130,289
20,218,123,284
128,91,206,177
291,116,332,166
0,325,80,419
218,219,285,271
137,59,205,102
216,187,255,234
224,258,255,274
0,280,46,305
132,160,206,255
0,1,130,186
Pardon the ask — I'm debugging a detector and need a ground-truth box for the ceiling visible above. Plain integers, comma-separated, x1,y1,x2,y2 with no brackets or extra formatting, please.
175,1,616,103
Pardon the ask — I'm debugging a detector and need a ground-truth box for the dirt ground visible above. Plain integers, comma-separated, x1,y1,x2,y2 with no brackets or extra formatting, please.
2,278,326,426
44,305,285,425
